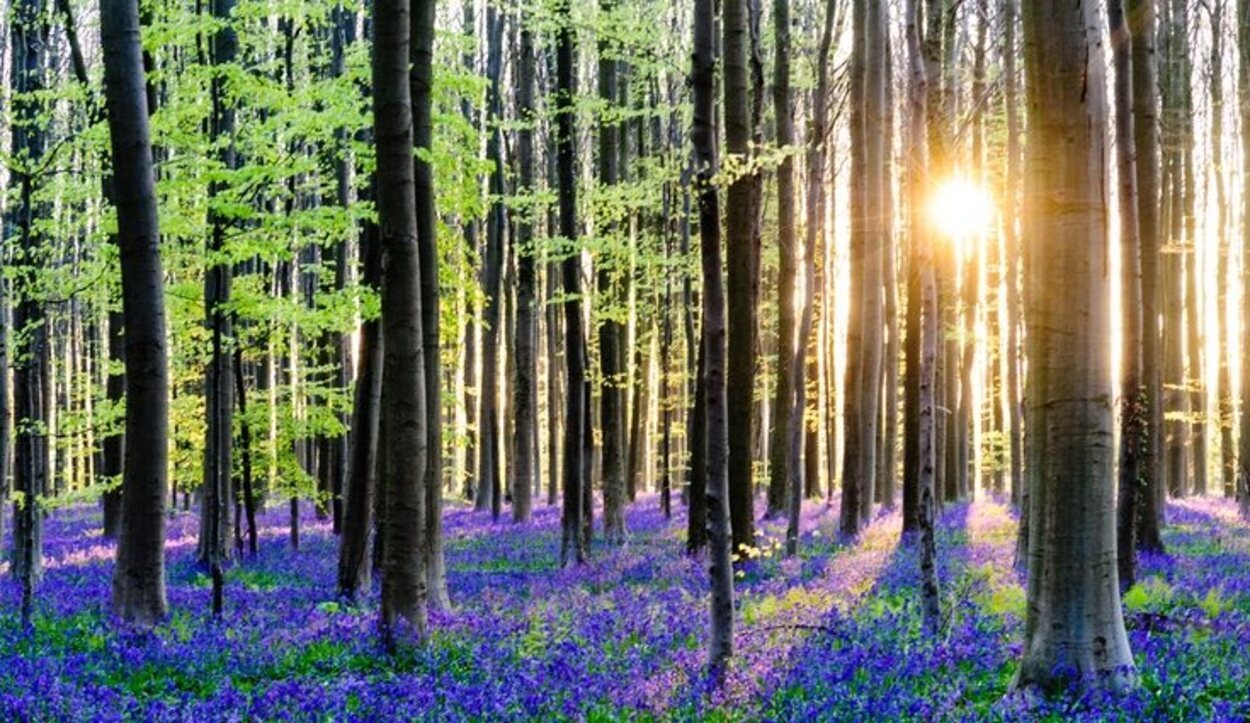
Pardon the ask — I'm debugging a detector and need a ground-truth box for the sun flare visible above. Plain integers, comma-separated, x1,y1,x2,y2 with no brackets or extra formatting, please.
928,177,994,240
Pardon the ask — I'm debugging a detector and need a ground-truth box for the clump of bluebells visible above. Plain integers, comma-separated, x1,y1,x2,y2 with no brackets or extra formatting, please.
2,495,1249,720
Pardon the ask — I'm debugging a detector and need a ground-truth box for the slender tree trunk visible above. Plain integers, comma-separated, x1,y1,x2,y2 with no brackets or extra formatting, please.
904,0,940,635
478,5,506,518
1211,0,1234,499
513,12,538,525
556,0,588,566
768,0,796,520
410,0,448,609
337,198,382,600
374,0,429,643
1013,0,1135,693
723,0,756,555
1237,0,1250,519
201,0,238,618
1134,0,1166,548
807,0,835,506
1109,0,1146,590
693,0,733,684
598,2,627,543
102,0,169,627
8,0,52,624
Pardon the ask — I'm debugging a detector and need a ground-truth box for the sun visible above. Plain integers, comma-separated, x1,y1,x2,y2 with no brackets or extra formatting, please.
928,177,994,239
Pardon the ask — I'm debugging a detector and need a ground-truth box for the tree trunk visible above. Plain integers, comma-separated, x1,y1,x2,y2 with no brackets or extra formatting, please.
101,0,170,627
1109,0,1146,591
693,0,734,684
556,0,589,567
904,0,940,636
842,0,885,535
201,0,238,618
337,193,382,600
723,0,756,556
1238,0,1250,519
478,5,506,518
409,0,448,610
1013,0,1135,693
767,0,796,520
513,13,538,525
598,3,627,543
8,0,52,623
1133,0,1166,549
374,0,429,642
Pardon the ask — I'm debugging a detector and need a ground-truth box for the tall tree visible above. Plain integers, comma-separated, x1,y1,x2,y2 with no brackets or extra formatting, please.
1013,0,1135,692
841,0,885,535
1110,0,1146,590
693,0,733,684
723,0,756,555
411,0,448,609
1133,0,1167,549
477,3,506,517
201,0,239,617
904,0,940,636
1238,0,1250,519
8,0,52,623
374,0,429,642
512,8,538,524
768,0,797,520
556,0,590,566
101,0,170,628
598,0,627,543
337,206,382,600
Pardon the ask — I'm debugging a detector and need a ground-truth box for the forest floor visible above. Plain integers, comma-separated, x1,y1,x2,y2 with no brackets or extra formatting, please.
2,492,1249,721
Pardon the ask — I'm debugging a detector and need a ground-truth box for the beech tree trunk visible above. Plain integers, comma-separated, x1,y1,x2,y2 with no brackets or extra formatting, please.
723,0,756,555
101,0,170,627
374,0,429,642
201,0,238,618
477,5,506,517
9,0,51,623
556,0,589,566
1013,0,1135,693
768,0,796,520
693,0,733,683
1109,0,1146,590
337,201,382,600
1134,0,1166,548
1237,0,1250,519
410,0,448,609
598,2,627,543
513,13,538,525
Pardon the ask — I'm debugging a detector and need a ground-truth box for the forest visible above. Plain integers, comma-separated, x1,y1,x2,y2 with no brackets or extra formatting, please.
2,0,1250,718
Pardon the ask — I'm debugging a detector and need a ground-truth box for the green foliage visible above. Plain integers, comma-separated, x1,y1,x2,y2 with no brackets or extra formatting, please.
1123,576,1177,613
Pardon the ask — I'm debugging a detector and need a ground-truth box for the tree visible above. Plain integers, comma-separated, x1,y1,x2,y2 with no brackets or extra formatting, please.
337,203,382,601
723,0,756,555
1238,0,1250,519
1013,0,1135,693
201,0,239,616
410,0,448,610
841,0,886,536
1132,0,1166,549
101,0,170,628
513,9,538,525
904,0,940,636
556,0,590,567
693,0,733,684
477,3,506,517
768,0,797,520
8,0,52,625
1109,0,1146,590
374,0,429,642
598,0,627,543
